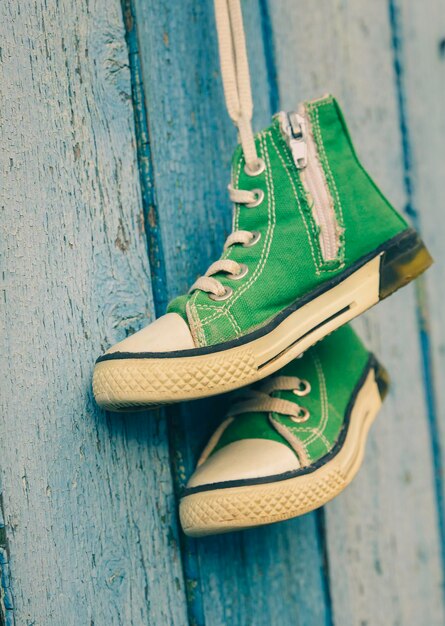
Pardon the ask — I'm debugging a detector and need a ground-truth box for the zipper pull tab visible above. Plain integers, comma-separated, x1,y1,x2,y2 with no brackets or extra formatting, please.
278,111,307,169
287,112,307,169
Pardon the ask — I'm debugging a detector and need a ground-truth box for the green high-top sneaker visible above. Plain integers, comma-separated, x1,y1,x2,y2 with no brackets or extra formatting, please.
93,95,430,410
179,324,389,536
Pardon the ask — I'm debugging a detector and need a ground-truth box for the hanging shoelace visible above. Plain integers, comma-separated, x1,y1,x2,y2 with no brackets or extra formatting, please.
213,0,260,171
190,0,266,301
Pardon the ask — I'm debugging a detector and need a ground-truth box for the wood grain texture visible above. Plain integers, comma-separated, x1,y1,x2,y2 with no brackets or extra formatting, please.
0,1,187,624
132,0,331,624
390,0,445,565
270,0,445,623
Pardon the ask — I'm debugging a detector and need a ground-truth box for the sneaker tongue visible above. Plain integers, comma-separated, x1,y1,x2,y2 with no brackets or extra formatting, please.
211,411,294,457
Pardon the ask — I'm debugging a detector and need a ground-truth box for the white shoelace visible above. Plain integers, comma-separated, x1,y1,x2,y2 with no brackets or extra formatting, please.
213,0,260,170
229,376,311,422
190,0,265,300
196,375,312,468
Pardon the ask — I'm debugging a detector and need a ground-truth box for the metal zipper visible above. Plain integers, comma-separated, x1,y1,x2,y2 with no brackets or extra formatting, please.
279,108,339,261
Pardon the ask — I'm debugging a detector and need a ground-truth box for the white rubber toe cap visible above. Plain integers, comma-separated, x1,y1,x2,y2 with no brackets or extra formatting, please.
106,312,195,354
187,438,300,488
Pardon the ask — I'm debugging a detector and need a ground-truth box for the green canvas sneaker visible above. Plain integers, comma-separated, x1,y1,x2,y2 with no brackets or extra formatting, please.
93,95,430,410
179,324,389,536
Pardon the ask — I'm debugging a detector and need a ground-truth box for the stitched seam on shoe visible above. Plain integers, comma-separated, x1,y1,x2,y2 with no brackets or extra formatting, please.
193,297,207,347
303,353,328,445
308,97,334,108
276,113,344,274
307,102,346,268
303,353,330,451
225,308,242,336
195,131,276,327
233,158,243,231
188,292,207,347
220,157,244,263
269,132,322,275
186,299,201,347
271,355,330,460
189,126,329,338
189,150,242,346
189,302,241,336
200,132,275,320
226,309,243,337
310,103,345,248
269,414,310,468
288,426,330,448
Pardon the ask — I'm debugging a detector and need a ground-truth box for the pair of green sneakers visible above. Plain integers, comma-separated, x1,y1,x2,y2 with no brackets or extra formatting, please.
93,95,431,536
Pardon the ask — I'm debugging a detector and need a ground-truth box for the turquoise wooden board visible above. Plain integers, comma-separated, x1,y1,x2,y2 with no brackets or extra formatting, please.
0,0,187,624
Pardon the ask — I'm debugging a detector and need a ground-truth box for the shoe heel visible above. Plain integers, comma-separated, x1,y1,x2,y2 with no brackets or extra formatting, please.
372,358,390,401
379,229,433,300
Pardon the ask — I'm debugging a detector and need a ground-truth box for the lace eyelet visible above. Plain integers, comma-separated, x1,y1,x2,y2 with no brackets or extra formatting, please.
242,231,261,247
290,407,310,423
208,286,233,302
245,189,264,208
244,158,266,177
227,263,248,281
293,380,311,397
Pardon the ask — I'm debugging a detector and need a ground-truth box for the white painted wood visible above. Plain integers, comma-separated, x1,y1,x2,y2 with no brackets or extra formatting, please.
0,1,187,624
270,0,445,623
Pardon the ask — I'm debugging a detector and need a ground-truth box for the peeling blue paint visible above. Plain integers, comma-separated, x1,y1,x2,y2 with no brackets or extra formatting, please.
121,0,169,316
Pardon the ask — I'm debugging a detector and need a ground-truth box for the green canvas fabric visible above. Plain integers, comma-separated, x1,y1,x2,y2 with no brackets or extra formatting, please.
210,324,371,466
168,95,408,347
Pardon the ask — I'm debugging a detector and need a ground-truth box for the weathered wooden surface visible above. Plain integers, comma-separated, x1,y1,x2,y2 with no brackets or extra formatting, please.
0,0,187,624
1,0,444,624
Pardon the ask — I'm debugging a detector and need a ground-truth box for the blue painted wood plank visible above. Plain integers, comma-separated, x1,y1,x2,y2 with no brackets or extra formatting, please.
0,0,188,624
132,0,331,624
388,0,445,584
121,0,169,316
269,0,445,623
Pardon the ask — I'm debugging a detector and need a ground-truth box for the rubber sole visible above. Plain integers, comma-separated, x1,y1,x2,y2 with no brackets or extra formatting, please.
93,230,432,410
179,362,386,536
